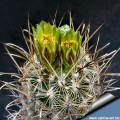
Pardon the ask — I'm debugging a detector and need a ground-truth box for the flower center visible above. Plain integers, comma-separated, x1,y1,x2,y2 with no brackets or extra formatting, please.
43,34,55,44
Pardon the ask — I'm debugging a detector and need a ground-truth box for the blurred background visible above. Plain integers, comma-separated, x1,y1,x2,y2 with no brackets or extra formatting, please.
0,0,120,119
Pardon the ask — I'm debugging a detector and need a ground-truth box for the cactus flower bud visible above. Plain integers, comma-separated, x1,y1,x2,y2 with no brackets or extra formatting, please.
32,20,60,64
59,25,83,67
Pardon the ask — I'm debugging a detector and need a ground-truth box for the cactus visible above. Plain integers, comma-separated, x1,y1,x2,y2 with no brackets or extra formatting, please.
0,12,120,120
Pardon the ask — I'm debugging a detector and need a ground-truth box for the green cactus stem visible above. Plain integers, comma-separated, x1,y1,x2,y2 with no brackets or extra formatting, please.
0,12,120,120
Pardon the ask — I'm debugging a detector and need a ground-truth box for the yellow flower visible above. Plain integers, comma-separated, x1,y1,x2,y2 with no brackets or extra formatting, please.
32,20,60,64
59,25,83,66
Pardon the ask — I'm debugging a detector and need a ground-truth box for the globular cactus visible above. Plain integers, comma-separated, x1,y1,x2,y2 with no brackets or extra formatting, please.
0,12,120,120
